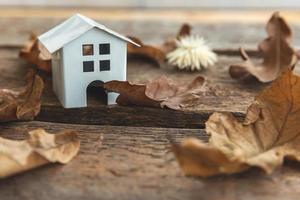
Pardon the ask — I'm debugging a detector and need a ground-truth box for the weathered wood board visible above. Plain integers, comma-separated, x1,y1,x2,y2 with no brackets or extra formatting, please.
0,122,299,200
0,47,259,128
3,14,300,127
1,13,300,49
2,15,300,128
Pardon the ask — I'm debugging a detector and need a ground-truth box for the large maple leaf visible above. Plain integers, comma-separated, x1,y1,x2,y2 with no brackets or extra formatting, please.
173,69,300,177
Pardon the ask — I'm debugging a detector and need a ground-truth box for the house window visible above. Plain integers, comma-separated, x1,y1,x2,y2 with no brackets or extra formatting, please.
99,43,110,55
100,60,110,71
82,44,94,56
83,61,94,72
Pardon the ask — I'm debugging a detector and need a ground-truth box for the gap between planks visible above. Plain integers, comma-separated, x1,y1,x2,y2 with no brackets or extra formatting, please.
0,45,262,57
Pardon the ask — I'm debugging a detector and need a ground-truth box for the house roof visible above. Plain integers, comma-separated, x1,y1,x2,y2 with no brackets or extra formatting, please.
38,13,140,54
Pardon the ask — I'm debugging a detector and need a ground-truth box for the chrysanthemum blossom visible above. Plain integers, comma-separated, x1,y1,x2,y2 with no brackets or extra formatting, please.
167,36,217,71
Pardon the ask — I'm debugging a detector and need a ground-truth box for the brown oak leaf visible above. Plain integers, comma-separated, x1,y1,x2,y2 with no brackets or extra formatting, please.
104,75,208,110
19,34,52,73
0,69,44,122
0,129,80,178
127,23,191,66
173,69,300,177
229,12,298,82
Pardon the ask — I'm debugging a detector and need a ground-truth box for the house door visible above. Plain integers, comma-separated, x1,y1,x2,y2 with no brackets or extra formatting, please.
86,80,107,106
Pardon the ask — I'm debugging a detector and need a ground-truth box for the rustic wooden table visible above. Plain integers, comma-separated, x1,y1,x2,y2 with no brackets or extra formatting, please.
0,7,299,200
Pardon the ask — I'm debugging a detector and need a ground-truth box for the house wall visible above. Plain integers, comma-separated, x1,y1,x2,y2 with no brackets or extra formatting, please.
51,49,65,105
61,28,127,108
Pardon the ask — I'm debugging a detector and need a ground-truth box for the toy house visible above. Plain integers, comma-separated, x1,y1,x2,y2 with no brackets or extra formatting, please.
38,14,140,108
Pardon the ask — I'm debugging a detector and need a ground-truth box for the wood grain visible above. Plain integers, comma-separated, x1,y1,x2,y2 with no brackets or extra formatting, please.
0,9,300,200
2,1,300,8
0,17,292,49
1,8,300,24
0,47,255,128
1,13,300,49
2,17,300,128
0,121,299,200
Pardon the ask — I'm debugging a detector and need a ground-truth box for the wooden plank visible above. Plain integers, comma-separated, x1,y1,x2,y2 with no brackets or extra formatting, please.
0,47,254,128
2,0,300,8
1,16,299,127
1,8,300,24
38,55,253,128
0,17,275,49
0,121,299,200
0,12,299,49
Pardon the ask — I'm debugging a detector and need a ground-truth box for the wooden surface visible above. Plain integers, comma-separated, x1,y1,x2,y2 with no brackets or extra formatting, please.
0,122,300,200
0,47,253,128
0,8,300,200
2,0,300,8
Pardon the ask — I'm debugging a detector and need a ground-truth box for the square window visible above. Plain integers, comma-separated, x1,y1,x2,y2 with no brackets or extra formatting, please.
82,44,94,56
100,60,110,71
99,43,110,55
83,61,94,72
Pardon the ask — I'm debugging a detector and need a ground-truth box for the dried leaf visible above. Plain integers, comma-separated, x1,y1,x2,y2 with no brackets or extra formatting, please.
229,12,298,82
127,23,191,66
0,129,80,178
162,23,192,53
104,75,208,110
20,34,52,73
173,69,300,177
0,69,44,122
127,37,166,66
104,81,160,107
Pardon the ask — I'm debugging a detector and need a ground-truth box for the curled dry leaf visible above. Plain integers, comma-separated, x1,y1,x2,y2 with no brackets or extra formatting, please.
0,129,80,178
229,12,298,82
127,36,166,66
173,69,300,177
104,75,210,110
162,23,192,52
127,23,191,66
0,69,44,122
20,34,52,73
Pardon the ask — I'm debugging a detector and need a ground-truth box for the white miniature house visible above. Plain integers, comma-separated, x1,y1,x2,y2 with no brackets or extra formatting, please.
38,14,139,108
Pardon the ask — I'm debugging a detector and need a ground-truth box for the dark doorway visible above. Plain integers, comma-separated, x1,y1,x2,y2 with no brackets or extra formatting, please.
86,80,107,106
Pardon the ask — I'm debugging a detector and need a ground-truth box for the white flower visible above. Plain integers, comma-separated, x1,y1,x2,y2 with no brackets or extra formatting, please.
167,36,217,71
